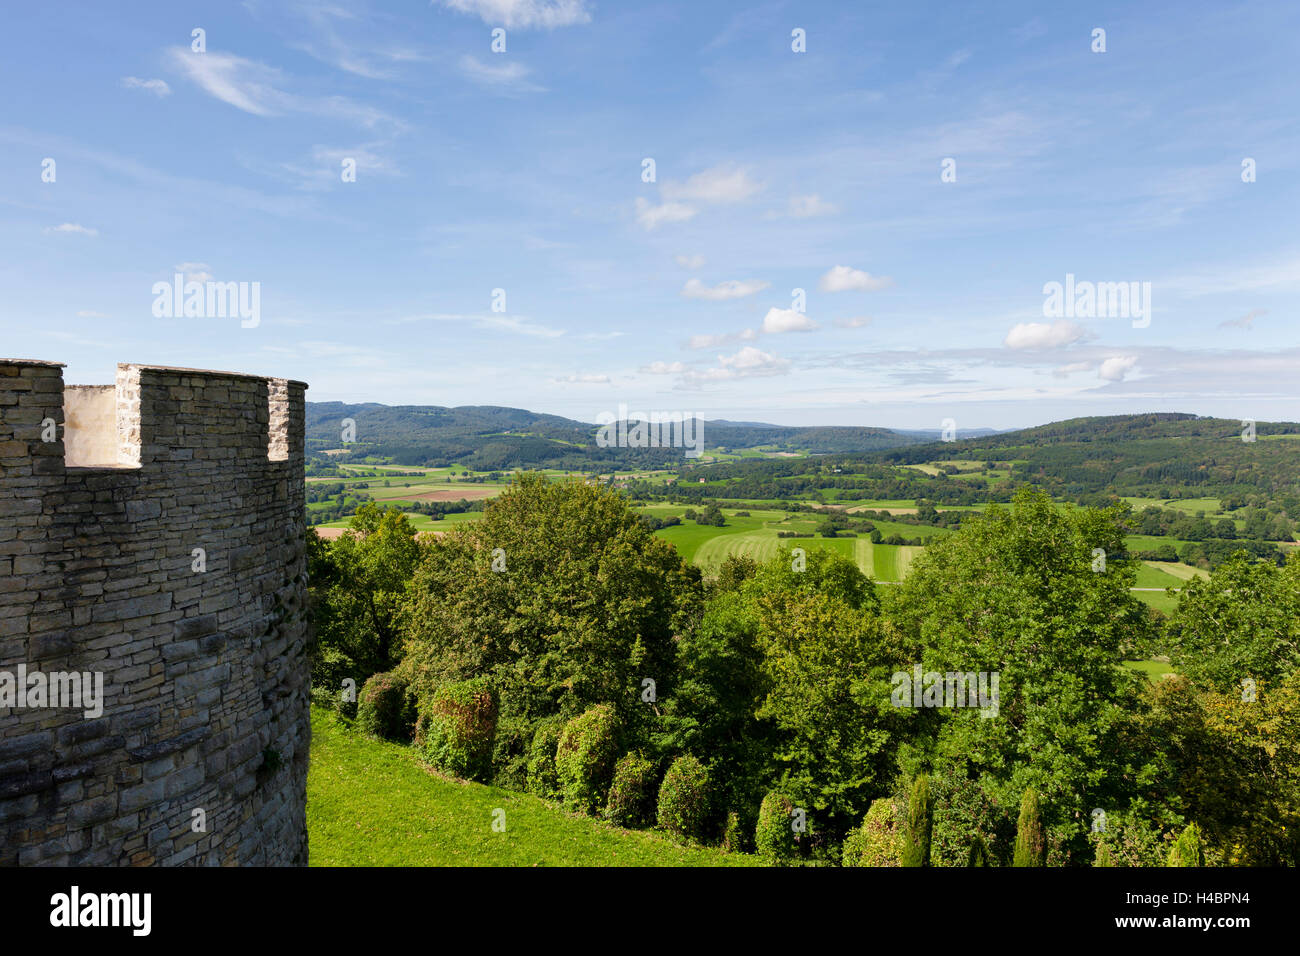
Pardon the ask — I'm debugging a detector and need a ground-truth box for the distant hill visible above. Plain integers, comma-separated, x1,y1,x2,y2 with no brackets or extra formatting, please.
304,402,928,469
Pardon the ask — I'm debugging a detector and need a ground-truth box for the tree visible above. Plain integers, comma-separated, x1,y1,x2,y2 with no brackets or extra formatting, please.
307,504,422,693
892,488,1155,863
1168,551,1300,693
901,774,933,866
1167,822,1204,866
1013,789,1047,866
400,473,702,755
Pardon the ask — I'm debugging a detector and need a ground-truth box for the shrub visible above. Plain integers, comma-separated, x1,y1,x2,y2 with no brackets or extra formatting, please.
1167,823,1204,867
1013,789,1047,867
525,718,563,800
842,798,902,867
556,704,621,814
900,774,933,867
755,791,799,864
722,811,747,853
420,678,497,782
604,752,658,828
356,671,415,741
656,755,711,842
967,833,991,866
491,714,532,791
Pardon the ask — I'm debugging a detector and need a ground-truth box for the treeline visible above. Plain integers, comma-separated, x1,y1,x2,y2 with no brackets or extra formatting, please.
306,477,1300,866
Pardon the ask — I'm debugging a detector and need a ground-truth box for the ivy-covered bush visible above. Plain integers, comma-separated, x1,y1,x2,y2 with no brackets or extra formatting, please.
356,671,416,741
656,755,711,842
526,718,564,800
491,714,532,792
756,791,799,864
556,704,620,813
604,752,659,828
842,797,903,867
420,678,498,781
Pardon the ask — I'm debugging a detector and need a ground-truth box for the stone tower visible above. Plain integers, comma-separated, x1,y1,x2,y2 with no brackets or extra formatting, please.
0,360,310,865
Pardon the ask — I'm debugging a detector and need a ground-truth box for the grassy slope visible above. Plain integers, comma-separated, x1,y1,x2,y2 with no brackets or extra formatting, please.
307,708,754,867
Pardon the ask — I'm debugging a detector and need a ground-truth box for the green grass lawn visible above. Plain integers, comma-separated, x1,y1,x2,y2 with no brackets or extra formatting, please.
1121,659,1177,682
307,707,754,867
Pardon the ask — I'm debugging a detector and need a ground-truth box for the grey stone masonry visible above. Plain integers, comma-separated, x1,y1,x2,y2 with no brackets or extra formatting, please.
0,360,310,866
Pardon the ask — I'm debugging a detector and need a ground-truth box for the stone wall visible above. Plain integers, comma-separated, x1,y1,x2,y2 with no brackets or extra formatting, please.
0,359,310,866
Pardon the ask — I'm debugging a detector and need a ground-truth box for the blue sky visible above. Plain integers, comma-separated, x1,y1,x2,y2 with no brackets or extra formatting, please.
1,0,1297,429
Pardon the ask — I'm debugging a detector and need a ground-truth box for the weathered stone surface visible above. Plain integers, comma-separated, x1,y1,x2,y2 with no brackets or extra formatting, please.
0,360,309,866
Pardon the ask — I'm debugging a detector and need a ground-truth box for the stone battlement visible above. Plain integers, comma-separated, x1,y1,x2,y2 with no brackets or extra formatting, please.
0,359,311,866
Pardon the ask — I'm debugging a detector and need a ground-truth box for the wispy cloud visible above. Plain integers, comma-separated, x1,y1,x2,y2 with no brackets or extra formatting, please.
457,54,546,93
1003,319,1091,350
1219,308,1267,330
680,277,769,301
121,77,171,96
46,223,97,237
819,265,892,293
439,0,592,30
635,198,696,230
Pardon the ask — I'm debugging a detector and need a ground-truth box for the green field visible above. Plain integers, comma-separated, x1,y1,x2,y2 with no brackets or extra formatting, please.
307,707,753,867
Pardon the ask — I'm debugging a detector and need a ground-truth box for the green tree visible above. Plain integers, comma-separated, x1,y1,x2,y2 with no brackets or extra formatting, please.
1013,789,1046,867
900,774,933,867
307,503,422,693
1167,822,1204,867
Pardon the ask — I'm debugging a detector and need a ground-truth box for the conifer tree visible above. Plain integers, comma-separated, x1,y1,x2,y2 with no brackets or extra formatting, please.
900,774,933,867
1013,789,1046,867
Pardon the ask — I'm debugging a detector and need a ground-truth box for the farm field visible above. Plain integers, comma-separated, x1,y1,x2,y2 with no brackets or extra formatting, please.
307,707,753,867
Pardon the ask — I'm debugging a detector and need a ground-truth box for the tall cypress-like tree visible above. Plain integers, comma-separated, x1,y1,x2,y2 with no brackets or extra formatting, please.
967,832,990,866
1013,789,1046,867
901,774,933,867
1167,823,1204,866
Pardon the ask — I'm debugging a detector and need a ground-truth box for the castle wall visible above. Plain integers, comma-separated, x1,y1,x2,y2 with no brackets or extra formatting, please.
0,359,310,866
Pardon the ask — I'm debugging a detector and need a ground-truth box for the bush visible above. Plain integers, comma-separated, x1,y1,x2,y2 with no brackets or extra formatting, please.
967,833,991,866
755,791,799,864
656,755,711,842
722,811,747,853
604,752,658,828
1013,789,1047,867
355,672,415,741
491,714,532,791
900,774,933,867
420,678,497,781
1167,823,1204,867
556,704,621,814
525,719,563,800
842,798,902,867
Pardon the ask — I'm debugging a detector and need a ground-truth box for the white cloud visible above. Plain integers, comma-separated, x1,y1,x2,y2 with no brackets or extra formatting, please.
761,308,819,333
635,197,696,230
46,223,97,237
174,262,213,283
1003,319,1090,350
121,77,171,96
683,345,791,383
554,372,610,384
642,361,686,374
439,0,591,29
1051,361,1093,378
787,193,837,218
819,265,893,293
834,316,872,329
1098,355,1139,381
457,55,545,93
166,47,402,128
681,277,770,301
674,254,705,269
1219,308,1266,330
662,164,762,204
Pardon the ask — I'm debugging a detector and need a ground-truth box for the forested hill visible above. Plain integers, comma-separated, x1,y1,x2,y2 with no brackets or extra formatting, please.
868,412,1300,500
304,401,928,469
